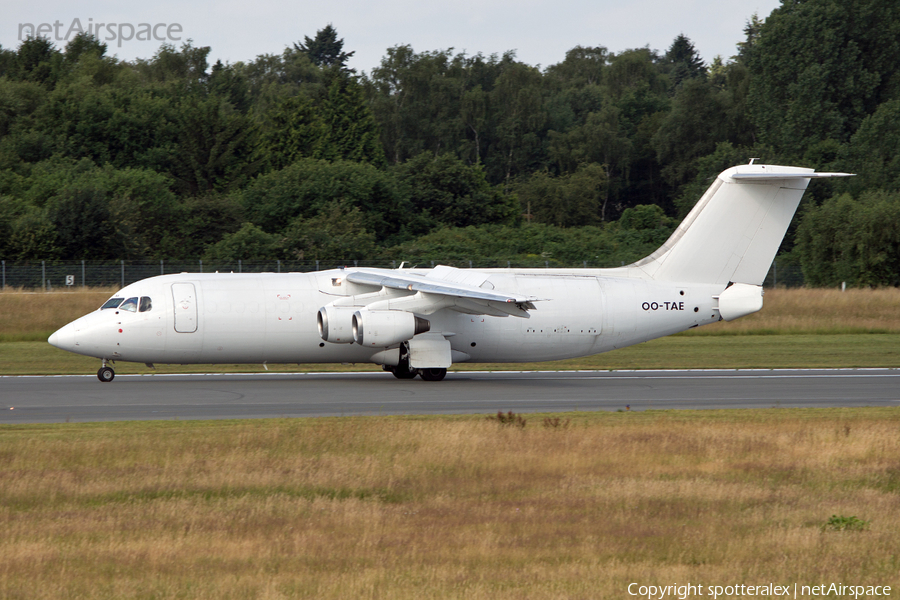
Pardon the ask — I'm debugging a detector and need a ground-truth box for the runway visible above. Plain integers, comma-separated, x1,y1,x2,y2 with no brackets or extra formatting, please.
1,369,898,424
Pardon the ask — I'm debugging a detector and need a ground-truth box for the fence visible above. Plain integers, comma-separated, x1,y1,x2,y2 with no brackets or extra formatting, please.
0,258,804,291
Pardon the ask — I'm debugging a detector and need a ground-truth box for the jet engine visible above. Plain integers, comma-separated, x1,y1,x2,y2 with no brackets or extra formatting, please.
352,309,430,347
317,305,358,343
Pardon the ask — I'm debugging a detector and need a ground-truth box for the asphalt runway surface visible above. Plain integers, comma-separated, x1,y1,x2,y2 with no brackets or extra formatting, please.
1,369,898,424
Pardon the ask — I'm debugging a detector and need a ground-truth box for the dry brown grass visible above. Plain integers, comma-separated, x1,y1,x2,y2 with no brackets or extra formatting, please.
690,288,900,335
1,409,899,598
0,287,118,340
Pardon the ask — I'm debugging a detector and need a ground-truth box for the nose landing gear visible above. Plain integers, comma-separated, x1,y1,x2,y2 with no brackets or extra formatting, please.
97,360,115,382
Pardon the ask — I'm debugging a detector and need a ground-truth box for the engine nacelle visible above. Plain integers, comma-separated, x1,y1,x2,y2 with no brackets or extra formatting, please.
317,305,358,343
352,310,430,347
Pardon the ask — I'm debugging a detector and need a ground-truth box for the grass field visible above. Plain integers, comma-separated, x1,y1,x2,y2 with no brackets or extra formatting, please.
1,409,898,598
1,287,898,374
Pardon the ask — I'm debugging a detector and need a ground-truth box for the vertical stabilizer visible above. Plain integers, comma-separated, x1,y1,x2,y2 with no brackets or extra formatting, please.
630,164,852,285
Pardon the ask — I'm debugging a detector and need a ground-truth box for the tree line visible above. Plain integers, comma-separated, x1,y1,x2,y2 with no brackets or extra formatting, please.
1,1,899,285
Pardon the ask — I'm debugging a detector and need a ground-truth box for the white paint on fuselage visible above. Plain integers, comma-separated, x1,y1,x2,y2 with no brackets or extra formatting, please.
50,268,724,367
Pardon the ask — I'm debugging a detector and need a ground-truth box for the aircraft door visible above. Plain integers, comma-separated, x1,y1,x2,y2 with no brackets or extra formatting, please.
172,283,198,333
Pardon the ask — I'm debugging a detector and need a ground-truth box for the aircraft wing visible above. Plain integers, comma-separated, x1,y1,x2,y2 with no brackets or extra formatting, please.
345,267,540,317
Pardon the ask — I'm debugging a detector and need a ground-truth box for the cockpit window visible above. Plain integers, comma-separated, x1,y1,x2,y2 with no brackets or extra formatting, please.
119,297,139,312
139,297,152,312
101,297,124,310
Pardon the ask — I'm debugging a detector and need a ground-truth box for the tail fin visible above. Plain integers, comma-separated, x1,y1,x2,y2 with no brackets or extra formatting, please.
630,164,853,285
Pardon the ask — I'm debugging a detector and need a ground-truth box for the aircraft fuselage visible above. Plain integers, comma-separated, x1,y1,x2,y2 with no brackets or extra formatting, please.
50,269,722,366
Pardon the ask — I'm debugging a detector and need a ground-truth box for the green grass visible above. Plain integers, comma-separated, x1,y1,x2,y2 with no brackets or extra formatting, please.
2,333,898,376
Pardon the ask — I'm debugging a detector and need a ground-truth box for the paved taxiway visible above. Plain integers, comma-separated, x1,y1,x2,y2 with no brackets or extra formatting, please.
1,369,898,424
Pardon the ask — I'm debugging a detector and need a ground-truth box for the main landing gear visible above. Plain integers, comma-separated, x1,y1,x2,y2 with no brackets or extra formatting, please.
384,365,448,381
383,342,448,381
418,368,447,382
97,360,115,382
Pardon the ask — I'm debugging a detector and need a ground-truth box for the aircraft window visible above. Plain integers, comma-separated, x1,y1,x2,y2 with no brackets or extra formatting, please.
101,297,124,309
139,297,153,312
119,297,138,312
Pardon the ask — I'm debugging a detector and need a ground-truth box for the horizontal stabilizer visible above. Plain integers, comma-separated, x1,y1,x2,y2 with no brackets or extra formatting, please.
730,172,854,180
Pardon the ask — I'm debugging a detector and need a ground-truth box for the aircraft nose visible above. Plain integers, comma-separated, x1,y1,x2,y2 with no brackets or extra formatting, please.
48,324,76,351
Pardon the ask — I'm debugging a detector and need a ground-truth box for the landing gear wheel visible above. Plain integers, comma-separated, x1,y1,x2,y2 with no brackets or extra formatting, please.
388,341,418,379
390,366,418,379
418,368,447,382
97,366,115,382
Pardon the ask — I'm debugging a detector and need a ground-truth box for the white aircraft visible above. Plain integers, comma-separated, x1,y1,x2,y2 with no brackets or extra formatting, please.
49,163,851,382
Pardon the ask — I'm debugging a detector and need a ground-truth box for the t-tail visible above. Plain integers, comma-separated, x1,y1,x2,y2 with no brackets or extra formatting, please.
626,163,853,319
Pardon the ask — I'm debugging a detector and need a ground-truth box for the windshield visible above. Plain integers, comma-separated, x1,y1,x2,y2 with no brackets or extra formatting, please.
101,297,124,310
119,297,138,312
139,297,152,312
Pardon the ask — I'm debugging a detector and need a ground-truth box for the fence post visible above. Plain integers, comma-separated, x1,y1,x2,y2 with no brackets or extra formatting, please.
773,260,777,288
277,260,281,273
315,260,319,271
238,259,242,273
42,260,46,292
120,260,125,288
82,260,85,288
199,259,203,273
160,259,164,276
1,260,4,290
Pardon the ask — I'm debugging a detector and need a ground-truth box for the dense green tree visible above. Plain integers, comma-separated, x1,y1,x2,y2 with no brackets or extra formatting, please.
487,58,546,184
797,190,900,287
0,159,178,259
735,13,764,63
394,152,518,233
747,0,900,160
319,75,386,165
133,42,211,85
14,36,62,86
176,192,245,258
240,159,405,243
257,94,327,170
651,77,734,197
367,47,473,165
203,222,278,262
46,186,125,259
840,99,900,195
663,34,706,88
515,164,607,227
279,200,376,261
174,96,260,195
6,204,58,259
294,25,355,69
63,32,108,65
